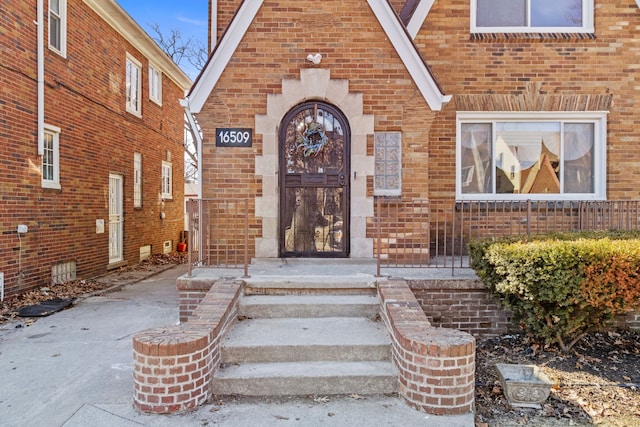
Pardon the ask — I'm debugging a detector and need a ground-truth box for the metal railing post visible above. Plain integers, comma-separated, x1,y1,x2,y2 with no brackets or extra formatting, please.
451,201,456,276
243,198,250,278
376,197,382,277
187,199,193,277
526,199,532,236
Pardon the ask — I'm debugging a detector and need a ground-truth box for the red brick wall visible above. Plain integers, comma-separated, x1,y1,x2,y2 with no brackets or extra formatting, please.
133,279,242,413
176,275,216,323
0,2,185,298
196,1,640,258
197,0,439,257
422,0,640,201
214,0,242,45
199,0,433,201
379,279,475,415
409,279,515,336
409,279,639,334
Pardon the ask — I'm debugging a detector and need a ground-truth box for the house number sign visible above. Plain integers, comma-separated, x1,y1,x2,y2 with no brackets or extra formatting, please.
216,128,252,147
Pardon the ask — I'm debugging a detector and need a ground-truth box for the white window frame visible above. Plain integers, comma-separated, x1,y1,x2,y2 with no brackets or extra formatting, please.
148,63,162,106
161,160,172,200
134,152,142,208
48,0,67,57
42,124,61,189
456,111,607,201
470,0,594,34
125,53,142,116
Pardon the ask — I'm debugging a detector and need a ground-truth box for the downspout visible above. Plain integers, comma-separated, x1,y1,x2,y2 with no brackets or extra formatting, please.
181,98,203,266
180,98,203,199
37,0,44,155
209,0,217,53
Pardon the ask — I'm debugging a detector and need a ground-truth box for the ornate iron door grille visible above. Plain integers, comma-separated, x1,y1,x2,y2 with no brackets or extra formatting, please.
279,102,350,257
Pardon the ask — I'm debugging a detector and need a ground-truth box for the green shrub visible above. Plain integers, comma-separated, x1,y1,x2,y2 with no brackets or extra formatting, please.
469,232,640,351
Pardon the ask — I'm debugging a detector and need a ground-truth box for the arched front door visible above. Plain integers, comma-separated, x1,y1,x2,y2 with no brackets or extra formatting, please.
279,102,350,257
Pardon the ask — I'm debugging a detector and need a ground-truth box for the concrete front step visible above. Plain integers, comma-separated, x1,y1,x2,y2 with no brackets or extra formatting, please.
243,275,379,296
222,317,391,363
213,361,398,396
215,286,397,398
239,294,380,319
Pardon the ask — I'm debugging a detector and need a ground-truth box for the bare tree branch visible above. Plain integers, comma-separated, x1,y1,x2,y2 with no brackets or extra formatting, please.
149,23,209,183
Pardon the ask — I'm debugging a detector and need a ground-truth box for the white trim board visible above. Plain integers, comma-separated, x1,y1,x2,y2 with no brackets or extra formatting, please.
188,0,264,113
366,0,449,111
406,0,435,39
187,0,449,113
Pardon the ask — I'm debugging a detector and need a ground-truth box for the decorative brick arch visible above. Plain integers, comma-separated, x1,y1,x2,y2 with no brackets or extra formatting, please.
254,69,374,258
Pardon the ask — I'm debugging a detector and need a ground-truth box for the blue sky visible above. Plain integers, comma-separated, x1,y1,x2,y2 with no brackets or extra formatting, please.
116,1,208,79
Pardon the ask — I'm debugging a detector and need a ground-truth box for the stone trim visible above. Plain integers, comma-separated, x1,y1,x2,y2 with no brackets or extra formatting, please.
254,68,375,258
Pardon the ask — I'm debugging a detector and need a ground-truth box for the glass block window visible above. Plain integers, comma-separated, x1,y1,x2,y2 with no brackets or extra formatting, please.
374,132,402,196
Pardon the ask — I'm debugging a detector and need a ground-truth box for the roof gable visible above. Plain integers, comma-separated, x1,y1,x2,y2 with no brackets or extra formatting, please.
404,0,435,39
188,0,263,112
367,0,449,110
187,0,449,113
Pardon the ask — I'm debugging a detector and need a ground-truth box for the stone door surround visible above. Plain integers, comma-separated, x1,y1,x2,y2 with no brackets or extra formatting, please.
254,68,375,259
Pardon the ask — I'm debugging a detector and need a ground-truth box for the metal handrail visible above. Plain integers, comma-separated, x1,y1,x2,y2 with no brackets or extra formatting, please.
373,199,640,271
187,198,640,275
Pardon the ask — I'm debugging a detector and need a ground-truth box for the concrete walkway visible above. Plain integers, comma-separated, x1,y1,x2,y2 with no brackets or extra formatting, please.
0,264,474,427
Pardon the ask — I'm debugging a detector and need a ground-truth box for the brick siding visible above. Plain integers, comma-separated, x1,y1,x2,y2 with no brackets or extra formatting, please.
176,276,217,323
409,279,515,336
194,1,640,255
378,279,475,415
133,279,242,413
1,2,185,298
409,278,639,334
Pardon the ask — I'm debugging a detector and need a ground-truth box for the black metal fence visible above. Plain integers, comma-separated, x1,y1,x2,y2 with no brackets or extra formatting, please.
187,198,640,275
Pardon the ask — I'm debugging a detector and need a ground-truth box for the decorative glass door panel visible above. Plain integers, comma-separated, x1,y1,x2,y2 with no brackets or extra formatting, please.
280,102,350,257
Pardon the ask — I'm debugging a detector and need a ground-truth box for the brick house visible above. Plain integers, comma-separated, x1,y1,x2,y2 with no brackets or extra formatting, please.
0,0,191,299
184,0,640,266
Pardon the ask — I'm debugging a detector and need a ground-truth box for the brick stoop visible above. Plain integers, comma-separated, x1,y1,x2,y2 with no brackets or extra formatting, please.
213,290,397,396
379,279,476,415
132,279,243,414
133,274,475,416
